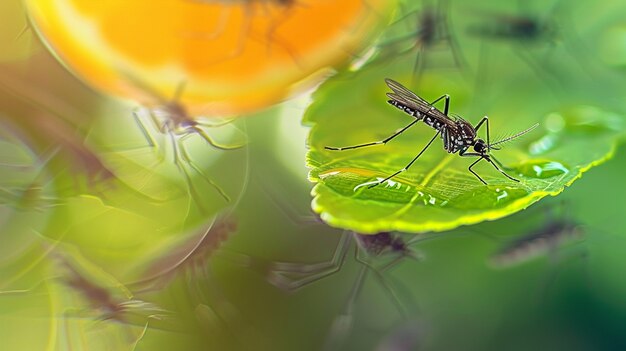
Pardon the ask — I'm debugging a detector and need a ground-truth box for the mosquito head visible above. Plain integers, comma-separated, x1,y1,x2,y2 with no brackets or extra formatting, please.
473,138,488,154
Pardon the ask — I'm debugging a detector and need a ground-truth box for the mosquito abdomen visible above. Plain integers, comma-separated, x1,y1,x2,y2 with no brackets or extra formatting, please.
387,100,423,119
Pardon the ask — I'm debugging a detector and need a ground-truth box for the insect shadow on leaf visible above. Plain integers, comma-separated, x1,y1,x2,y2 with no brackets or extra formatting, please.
120,72,248,211
325,78,538,187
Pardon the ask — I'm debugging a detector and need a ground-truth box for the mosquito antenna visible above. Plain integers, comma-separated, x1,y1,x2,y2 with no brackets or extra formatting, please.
489,123,539,148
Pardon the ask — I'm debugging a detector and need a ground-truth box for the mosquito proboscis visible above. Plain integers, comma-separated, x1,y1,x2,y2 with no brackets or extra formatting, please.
325,78,538,187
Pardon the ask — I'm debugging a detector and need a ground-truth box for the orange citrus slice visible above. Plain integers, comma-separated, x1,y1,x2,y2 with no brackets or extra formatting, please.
25,0,395,116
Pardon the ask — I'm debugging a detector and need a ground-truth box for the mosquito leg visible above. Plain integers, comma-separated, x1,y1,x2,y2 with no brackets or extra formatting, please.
460,150,505,184
131,108,160,153
322,262,368,351
130,321,151,351
473,116,490,148
486,157,519,182
258,179,321,225
411,44,426,86
325,119,420,151
428,94,450,115
178,133,231,202
354,246,407,318
169,133,211,212
490,155,515,171
267,232,351,291
467,157,487,185
185,4,231,40
196,118,237,128
378,252,416,273
368,130,440,189
193,126,247,150
440,0,468,71
271,232,351,273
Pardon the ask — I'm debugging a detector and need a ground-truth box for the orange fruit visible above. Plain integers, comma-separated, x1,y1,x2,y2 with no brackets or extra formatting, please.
25,0,395,116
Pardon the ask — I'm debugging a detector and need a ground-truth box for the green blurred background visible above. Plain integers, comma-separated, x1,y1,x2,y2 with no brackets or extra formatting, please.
1,0,626,350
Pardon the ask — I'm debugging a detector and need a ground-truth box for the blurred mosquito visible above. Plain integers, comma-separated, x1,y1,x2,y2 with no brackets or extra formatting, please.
487,201,585,269
373,0,466,83
475,201,593,300
466,0,560,45
124,74,246,206
325,78,538,186
464,0,594,86
0,246,168,350
183,0,306,65
243,180,435,346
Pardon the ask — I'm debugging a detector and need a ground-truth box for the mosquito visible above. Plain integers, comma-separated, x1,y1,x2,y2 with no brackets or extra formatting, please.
375,0,466,83
464,0,596,88
0,247,169,350
486,201,585,269
183,0,305,65
325,78,538,187
123,73,246,206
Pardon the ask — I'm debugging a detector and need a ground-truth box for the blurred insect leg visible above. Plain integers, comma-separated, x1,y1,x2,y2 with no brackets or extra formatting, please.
207,263,262,350
378,250,420,273
325,119,420,151
514,47,561,95
267,232,351,291
62,308,97,349
189,3,252,66
189,4,231,41
15,9,35,41
322,263,367,351
368,130,440,189
258,5,303,68
190,262,245,344
336,0,386,58
257,179,321,225
192,126,246,150
196,118,238,128
472,40,492,101
15,24,30,41
226,2,254,62
535,242,589,303
440,0,468,72
195,262,231,319
130,108,164,163
177,133,230,202
131,321,150,351
410,45,427,86
354,246,407,318
63,308,78,351
169,133,213,212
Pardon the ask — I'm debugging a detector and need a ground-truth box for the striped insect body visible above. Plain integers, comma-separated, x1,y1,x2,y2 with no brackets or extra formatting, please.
326,78,538,186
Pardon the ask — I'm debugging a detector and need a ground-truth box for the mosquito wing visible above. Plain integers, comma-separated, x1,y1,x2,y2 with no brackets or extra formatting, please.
384,78,453,125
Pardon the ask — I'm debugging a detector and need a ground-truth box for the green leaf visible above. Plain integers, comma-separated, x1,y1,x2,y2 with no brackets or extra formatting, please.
304,55,625,234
